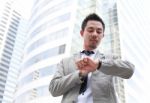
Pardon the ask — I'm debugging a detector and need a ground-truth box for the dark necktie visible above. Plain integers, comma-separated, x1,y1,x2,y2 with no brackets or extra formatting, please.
79,50,94,95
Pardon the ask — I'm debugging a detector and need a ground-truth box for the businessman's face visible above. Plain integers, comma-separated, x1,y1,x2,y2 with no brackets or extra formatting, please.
80,20,104,50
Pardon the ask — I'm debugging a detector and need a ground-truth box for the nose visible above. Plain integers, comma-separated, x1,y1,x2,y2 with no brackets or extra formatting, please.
92,30,98,37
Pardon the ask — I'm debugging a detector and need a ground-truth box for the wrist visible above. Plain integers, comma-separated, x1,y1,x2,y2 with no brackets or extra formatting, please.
79,70,87,77
79,71,86,83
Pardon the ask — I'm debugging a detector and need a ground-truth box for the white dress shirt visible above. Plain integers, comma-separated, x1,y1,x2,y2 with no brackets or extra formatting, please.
77,50,97,103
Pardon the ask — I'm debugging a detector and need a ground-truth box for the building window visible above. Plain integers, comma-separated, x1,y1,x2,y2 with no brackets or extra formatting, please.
23,44,66,70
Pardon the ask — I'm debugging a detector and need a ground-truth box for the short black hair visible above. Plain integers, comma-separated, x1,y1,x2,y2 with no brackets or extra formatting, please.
81,13,105,31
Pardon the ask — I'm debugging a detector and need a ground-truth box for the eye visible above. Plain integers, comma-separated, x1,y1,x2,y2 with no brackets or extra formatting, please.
97,30,102,34
87,29,94,33
97,29,103,34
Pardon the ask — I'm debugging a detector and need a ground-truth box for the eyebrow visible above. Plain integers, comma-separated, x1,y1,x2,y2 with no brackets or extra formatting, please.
87,27,103,30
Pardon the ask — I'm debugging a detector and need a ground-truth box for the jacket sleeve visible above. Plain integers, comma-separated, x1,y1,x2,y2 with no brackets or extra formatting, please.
99,55,135,79
49,58,81,97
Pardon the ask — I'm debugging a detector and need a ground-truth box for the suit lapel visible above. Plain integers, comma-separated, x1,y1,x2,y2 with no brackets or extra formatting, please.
94,50,105,61
68,53,81,72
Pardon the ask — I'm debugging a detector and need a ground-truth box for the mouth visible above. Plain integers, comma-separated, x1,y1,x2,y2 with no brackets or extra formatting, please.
90,39,97,43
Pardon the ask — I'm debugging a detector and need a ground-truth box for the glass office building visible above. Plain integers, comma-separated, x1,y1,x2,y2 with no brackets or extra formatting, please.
14,0,77,103
100,0,125,102
117,0,150,103
0,0,26,103
101,0,150,103
72,0,150,103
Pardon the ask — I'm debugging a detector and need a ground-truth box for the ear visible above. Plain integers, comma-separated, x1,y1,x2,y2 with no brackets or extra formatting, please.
80,30,84,37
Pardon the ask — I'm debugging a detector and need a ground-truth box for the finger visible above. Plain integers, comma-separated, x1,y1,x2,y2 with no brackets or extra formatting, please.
80,60,88,67
76,61,83,69
86,57,94,64
75,59,82,65
83,58,88,63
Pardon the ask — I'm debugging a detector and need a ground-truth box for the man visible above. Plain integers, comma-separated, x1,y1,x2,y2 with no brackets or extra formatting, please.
49,13,134,103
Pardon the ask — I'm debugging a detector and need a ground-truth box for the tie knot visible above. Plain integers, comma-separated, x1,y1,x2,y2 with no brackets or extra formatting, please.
81,50,94,56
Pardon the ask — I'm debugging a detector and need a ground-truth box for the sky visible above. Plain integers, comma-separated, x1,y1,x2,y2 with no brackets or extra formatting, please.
12,0,33,19
0,0,33,19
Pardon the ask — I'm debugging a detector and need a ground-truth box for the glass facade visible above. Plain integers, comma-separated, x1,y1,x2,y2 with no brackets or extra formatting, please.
117,0,150,103
99,0,125,103
23,44,66,70
14,0,75,103
0,1,26,103
26,28,68,53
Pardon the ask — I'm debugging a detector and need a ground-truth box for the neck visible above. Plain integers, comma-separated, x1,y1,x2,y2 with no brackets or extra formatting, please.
84,47,96,51
84,43,97,51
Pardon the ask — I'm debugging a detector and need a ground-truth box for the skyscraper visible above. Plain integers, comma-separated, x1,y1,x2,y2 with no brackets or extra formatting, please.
117,0,150,103
0,0,27,103
99,0,126,102
14,0,77,102
100,0,150,103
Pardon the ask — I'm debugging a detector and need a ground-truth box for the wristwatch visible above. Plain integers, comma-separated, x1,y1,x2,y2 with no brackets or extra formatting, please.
97,61,102,70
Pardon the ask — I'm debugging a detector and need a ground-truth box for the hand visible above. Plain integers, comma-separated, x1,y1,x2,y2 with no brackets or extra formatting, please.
75,57,99,75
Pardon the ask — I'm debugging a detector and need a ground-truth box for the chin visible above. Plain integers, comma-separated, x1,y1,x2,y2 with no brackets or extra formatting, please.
90,45,97,49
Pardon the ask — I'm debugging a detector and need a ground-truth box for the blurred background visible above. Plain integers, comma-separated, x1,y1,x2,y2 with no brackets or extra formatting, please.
0,0,150,103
